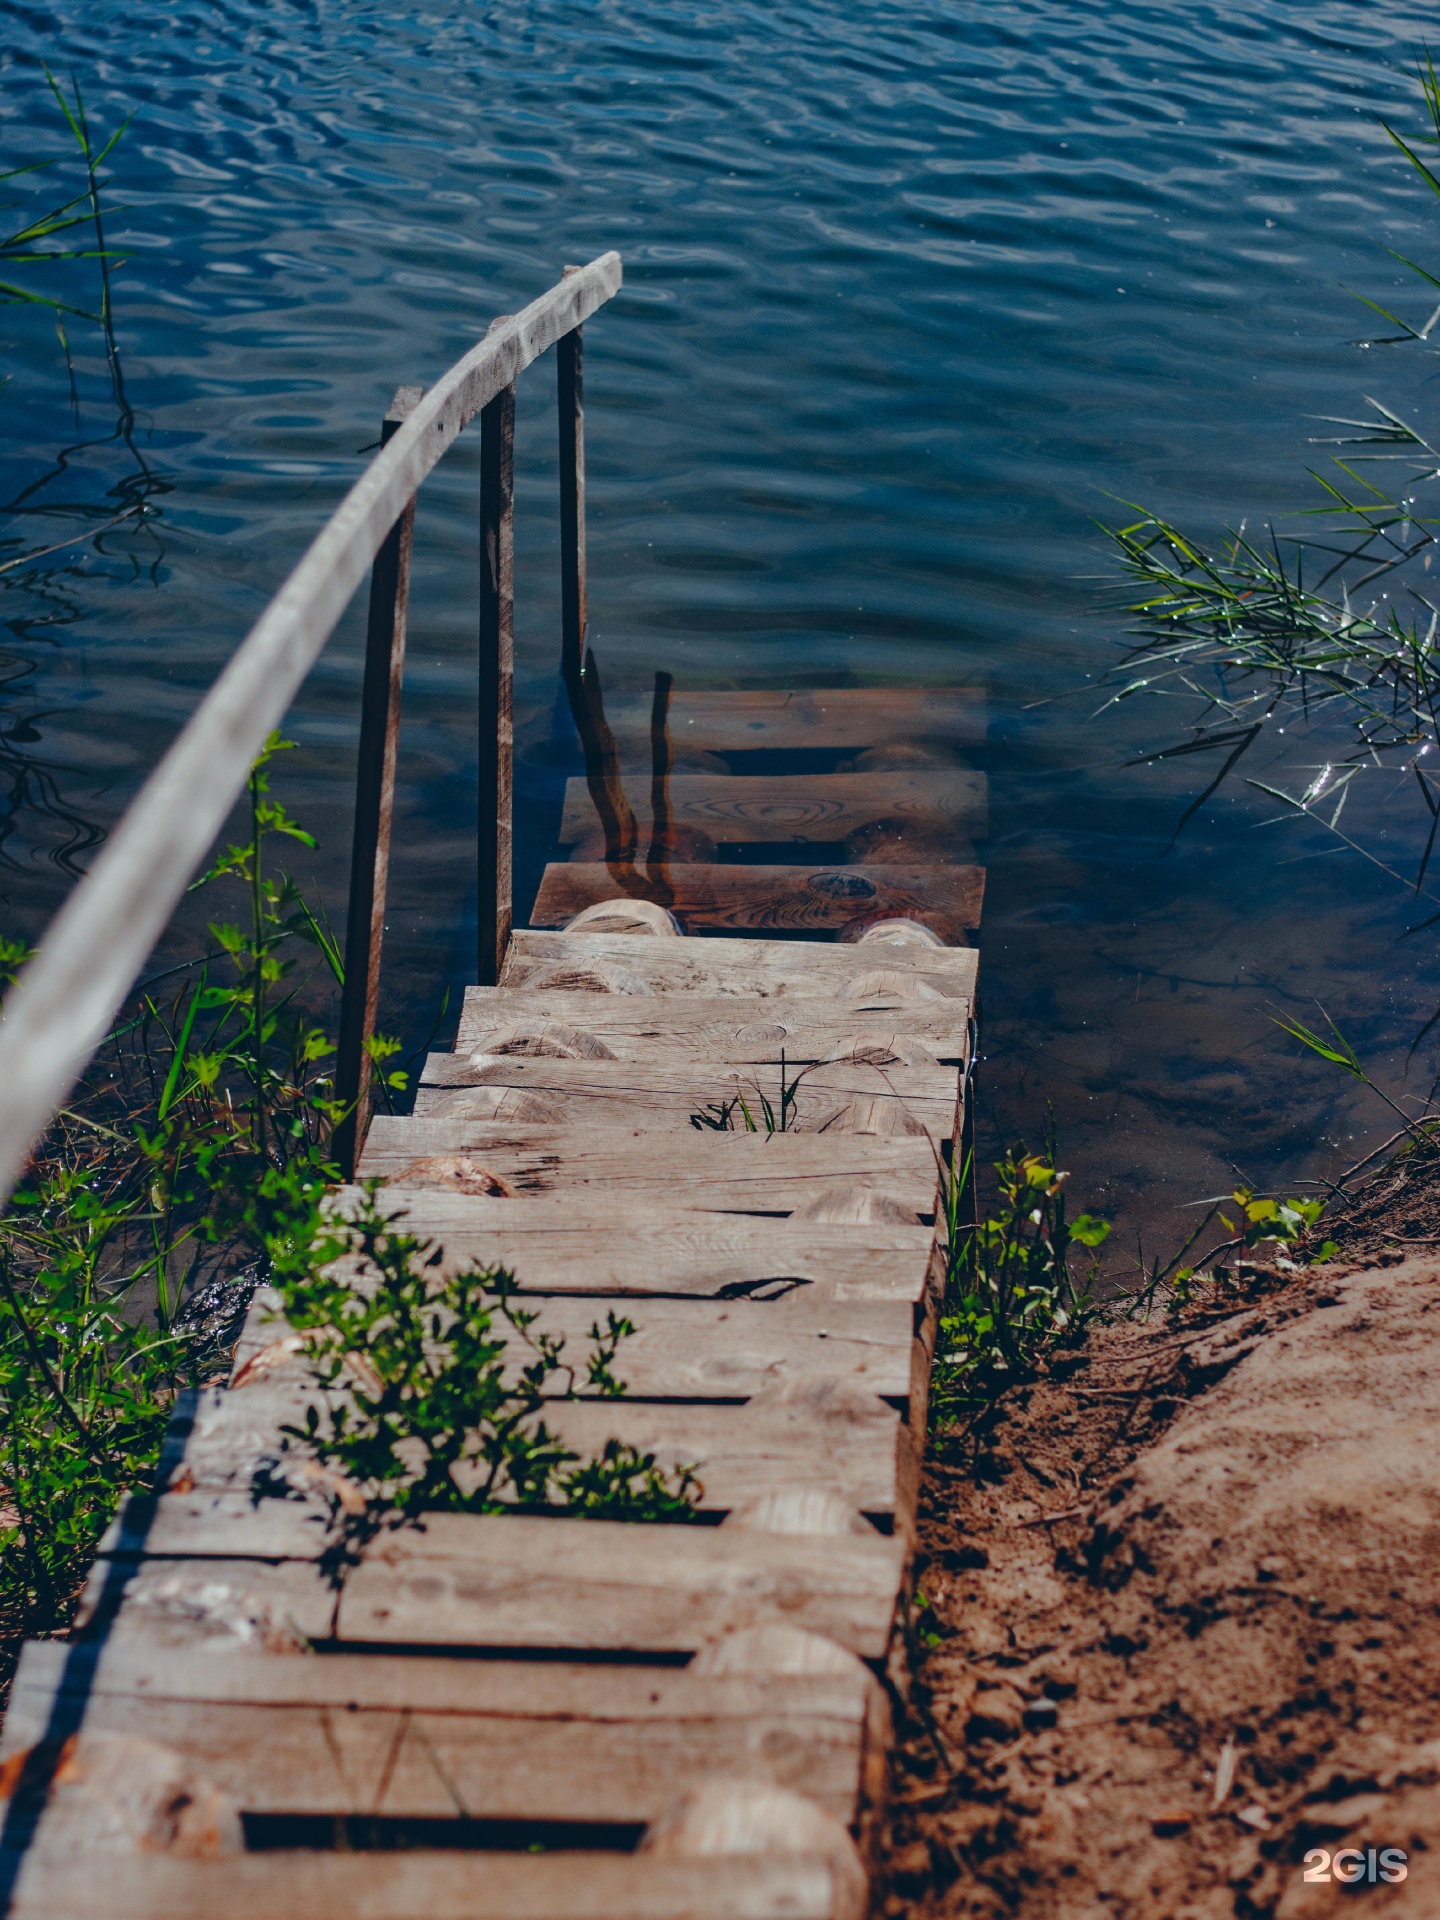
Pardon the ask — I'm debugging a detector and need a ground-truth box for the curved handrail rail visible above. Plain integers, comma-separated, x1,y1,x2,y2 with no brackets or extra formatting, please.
0,251,623,1207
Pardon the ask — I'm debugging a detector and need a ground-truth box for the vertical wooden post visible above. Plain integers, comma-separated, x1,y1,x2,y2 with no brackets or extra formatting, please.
557,297,585,694
334,384,424,1181
478,332,515,988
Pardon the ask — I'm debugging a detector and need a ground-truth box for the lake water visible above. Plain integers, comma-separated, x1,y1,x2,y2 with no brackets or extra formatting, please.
2,0,1438,1265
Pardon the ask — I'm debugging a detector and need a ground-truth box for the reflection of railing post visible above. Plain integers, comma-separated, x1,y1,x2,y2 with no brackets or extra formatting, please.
334,384,424,1182
478,326,516,988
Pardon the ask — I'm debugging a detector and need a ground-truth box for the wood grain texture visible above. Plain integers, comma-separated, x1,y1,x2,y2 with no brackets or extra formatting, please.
410,1056,958,1139
4,1642,875,1825
357,1119,942,1219
0,253,622,1214
333,386,423,1180
499,928,978,1001
598,686,986,755
159,1379,917,1522
530,861,984,942
93,1509,906,1658
318,1186,941,1300
1,1852,850,1920
454,988,971,1061
559,769,987,847
228,1288,921,1402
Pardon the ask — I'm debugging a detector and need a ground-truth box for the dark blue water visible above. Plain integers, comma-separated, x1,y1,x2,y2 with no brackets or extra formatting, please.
2,0,1438,1258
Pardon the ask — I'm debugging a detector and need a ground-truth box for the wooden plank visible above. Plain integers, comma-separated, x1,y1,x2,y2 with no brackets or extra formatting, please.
357,1121,942,1220
477,354,516,986
0,252,624,1216
229,1289,921,1402
599,685,986,755
454,989,971,1060
163,1382,917,1522
333,385,423,1181
410,1057,958,1139
4,1642,876,1825
320,1187,941,1300
559,769,986,848
499,929,977,1001
337,1512,902,1666
529,861,983,943
95,1508,906,1660
1,1852,849,1920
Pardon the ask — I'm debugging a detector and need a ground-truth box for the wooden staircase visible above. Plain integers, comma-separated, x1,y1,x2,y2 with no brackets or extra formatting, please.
0,685,983,1920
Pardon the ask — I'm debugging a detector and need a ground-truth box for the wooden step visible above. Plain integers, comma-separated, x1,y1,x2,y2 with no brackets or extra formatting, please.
500,928,977,1001
156,1378,919,1523
230,1285,927,1404
1,1851,853,1920
412,1055,958,1138
598,685,985,755
325,1188,941,1302
455,988,971,1062
530,861,983,942
4,1641,883,1827
559,769,986,850
357,1121,942,1221
96,1507,906,1660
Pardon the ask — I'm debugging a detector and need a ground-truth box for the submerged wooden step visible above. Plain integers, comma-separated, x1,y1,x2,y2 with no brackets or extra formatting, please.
598,685,986,755
530,861,984,942
559,769,987,849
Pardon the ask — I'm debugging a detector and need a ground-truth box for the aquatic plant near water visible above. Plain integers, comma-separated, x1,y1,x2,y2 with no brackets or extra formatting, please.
930,1135,1109,1427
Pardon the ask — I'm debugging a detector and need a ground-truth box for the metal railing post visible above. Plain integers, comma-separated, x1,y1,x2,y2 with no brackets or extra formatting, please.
333,384,424,1181
478,327,516,988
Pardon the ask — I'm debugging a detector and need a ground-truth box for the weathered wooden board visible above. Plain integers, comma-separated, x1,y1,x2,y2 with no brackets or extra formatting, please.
94,1507,906,1659
499,928,978,1001
599,685,986,755
454,988,971,1061
410,1056,957,1139
530,862,983,942
358,1121,942,1221
560,769,987,848
4,1642,877,1824
1,1853,852,1920
160,1380,918,1523
229,1287,922,1402
322,1187,941,1301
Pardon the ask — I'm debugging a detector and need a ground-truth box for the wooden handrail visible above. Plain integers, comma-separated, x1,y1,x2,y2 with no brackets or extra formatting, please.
0,250,623,1209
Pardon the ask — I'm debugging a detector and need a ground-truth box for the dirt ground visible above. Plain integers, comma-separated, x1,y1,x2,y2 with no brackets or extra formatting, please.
875,1154,1440,1919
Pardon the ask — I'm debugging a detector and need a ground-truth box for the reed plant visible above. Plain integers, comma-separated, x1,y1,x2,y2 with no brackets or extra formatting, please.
1099,56,1440,893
